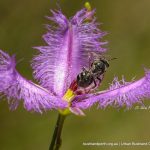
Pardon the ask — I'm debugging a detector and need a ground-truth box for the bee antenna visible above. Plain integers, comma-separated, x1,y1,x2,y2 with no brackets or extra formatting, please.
109,57,117,61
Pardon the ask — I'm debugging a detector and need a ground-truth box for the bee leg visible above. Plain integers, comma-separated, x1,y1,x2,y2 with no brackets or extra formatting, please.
97,77,102,82
93,79,97,88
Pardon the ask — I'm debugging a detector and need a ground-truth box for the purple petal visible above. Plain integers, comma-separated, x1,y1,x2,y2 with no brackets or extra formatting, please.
0,50,16,91
73,69,150,109
32,8,107,96
71,9,107,52
69,107,85,116
0,50,67,113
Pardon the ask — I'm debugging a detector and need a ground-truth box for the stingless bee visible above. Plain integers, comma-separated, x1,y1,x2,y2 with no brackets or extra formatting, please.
63,53,116,115
75,52,116,94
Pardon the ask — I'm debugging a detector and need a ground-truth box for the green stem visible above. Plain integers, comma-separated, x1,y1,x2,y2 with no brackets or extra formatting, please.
49,113,66,150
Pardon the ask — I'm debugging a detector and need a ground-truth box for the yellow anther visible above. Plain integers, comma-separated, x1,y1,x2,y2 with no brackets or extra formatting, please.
59,89,76,116
84,2,92,11
63,89,75,103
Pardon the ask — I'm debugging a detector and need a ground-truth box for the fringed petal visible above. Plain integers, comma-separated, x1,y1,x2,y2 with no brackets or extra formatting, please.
0,50,67,113
71,8,107,52
0,50,16,91
32,8,107,96
73,69,150,109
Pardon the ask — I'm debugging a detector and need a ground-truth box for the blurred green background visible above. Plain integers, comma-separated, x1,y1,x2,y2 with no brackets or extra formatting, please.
0,0,150,150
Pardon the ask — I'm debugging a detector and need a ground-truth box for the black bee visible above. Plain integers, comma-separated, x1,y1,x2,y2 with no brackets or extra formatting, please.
76,53,116,93
77,58,109,88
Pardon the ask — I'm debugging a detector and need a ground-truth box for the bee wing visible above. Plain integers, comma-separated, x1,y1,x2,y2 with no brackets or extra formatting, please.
88,52,117,61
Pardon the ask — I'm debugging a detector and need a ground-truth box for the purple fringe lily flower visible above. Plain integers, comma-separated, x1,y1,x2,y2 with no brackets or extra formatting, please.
0,7,150,114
